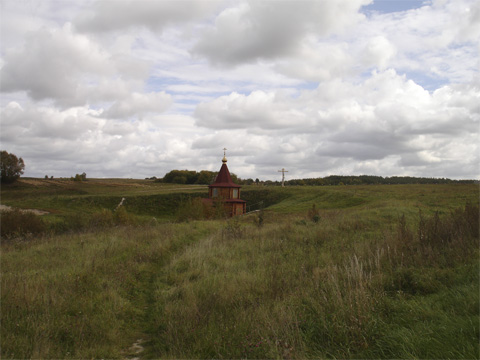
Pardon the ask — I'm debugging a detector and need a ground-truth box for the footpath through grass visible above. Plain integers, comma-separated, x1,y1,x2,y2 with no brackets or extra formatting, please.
1,222,219,358
1,182,479,358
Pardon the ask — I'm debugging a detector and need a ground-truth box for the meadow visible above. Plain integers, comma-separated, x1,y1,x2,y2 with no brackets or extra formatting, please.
1,178,479,359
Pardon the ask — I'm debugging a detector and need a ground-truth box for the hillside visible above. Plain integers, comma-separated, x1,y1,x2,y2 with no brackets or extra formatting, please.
1,180,479,358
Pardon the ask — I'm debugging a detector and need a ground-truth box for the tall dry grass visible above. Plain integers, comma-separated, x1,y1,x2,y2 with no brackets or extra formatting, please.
147,203,479,358
1,222,218,359
1,202,478,358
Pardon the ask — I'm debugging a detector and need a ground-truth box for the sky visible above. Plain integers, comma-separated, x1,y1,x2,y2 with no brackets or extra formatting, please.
0,0,479,181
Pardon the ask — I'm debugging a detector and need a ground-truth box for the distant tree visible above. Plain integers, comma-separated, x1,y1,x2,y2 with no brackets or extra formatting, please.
230,172,240,184
196,170,216,185
0,150,25,184
172,175,187,184
163,170,192,184
73,172,87,181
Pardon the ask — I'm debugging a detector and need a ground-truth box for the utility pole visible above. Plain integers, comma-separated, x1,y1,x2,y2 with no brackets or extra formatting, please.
278,168,288,187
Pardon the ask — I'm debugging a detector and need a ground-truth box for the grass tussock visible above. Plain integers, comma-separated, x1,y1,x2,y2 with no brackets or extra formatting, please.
1,206,139,241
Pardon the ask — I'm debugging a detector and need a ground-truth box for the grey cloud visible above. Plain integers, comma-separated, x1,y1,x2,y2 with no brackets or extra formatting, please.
317,141,406,161
102,92,173,119
191,134,226,151
74,0,221,33
0,25,149,107
323,127,413,160
275,42,355,82
193,0,370,66
398,153,436,167
0,102,195,179
0,102,99,141
194,91,309,130
1,25,106,102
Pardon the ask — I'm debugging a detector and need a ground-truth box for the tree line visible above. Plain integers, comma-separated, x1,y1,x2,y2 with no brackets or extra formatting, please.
157,170,476,186
155,169,238,185
155,169,263,185
1,149,476,186
284,175,475,186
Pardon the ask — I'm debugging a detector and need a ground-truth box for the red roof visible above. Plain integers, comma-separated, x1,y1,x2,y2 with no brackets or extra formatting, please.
209,163,241,188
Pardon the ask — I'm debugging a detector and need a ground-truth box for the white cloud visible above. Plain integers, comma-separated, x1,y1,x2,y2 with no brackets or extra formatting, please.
0,102,99,141
275,40,355,82
0,101,204,178
360,0,480,84
0,0,478,180
192,69,479,178
362,36,397,70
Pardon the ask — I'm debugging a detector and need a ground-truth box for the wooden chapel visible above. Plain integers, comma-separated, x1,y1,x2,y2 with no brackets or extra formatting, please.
206,149,246,217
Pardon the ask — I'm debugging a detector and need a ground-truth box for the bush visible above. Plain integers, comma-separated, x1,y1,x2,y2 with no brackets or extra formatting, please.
90,209,115,228
52,208,135,234
88,208,135,228
0,209,46,239
113,206,132,225
255,205,265,227
175,197,206,222
307,204,320,223
384,203,480,289
222,216,244,240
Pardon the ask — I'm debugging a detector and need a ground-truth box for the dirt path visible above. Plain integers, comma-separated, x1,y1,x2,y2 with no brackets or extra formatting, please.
124,339,145,360
0,204,49,216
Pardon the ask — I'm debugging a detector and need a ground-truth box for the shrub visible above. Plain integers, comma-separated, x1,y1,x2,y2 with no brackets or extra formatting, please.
0,209,46,239
90,209,114,228
222,216,244,240
175,197,206,222
53,208,136,234
114,206,132,225
384,203,480,290
255,205,265,227
307,204,320,223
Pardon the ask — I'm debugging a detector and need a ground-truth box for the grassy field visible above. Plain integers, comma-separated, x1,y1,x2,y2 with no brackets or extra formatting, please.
1,178,479,359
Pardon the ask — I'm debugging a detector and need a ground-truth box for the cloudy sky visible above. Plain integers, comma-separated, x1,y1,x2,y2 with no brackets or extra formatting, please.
1,0,479,180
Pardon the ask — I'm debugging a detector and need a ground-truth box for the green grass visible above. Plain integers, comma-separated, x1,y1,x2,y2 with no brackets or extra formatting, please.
1,178,209,224
1,180,479,358
1,222,219,358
